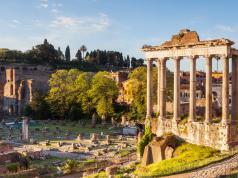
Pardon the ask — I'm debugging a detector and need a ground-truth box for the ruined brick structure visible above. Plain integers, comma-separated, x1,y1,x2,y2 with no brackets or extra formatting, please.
0,64,52,117
142,29,238,150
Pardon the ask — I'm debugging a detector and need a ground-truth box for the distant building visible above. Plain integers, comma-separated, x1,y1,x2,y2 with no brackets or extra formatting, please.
0,64,52,117
111,70,130,103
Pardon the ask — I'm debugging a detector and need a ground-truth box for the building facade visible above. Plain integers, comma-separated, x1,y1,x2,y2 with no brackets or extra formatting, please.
0,64,52,117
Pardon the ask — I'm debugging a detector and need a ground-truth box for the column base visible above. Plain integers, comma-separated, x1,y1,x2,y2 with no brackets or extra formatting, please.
146,114,152,119
172,118,179,135
158,116,166,120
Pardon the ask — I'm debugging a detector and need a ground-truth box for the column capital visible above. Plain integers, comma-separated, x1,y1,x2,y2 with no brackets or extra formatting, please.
219,54,230,59
160,57,168,62
204,55,214,60
188,55,199,60
146,58,154,62
173,56,182,61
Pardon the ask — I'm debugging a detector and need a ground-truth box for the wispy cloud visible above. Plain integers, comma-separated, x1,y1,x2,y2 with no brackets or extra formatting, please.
12,19,21,24
52,3,63,7
49,13,110,33
40,3,48,8
51,8,59,13
216,25,236,33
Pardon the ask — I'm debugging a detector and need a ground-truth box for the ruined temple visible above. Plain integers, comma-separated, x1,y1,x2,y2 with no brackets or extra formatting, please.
142,29,238,151
0,64,52,118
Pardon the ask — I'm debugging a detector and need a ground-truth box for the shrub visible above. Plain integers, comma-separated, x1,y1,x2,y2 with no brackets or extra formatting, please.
137,124,152,157
6,163,20,173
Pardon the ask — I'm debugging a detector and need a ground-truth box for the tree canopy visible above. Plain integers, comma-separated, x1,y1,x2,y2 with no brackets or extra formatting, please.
45,69,118,120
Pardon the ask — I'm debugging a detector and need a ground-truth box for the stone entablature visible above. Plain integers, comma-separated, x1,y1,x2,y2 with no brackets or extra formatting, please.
143,29,238,150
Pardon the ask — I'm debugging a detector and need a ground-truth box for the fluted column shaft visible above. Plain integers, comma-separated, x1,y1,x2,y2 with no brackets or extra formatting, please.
159,58,166,119
222,56,229,124
146,59,153,118
232,56,238,123
205,56,212,123
173,58,180,121
189,57,197,122
157,59,161,114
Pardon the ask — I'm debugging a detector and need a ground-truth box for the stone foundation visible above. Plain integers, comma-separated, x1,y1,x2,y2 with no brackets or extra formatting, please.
155,118,238,151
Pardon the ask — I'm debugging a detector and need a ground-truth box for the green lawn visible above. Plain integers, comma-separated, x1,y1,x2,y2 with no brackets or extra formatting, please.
134,143,230,177
1,120,121,141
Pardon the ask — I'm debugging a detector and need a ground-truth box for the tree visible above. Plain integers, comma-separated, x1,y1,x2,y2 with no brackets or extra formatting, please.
80,45,87,59
25,39,59,64
46,69,81,119
65,45,71,61
23,91,51,120
75,49,82,61
89,71,119,119
124,66,173,120
57,47,64,60
74,72,94,115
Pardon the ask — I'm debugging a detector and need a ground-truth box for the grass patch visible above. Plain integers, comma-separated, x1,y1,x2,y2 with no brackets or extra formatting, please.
1,120,120,141
117,148,134,157
86,171,107,178
134,143,229,177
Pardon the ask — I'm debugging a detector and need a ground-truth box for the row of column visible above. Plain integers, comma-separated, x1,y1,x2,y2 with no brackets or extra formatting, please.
146,55,235,124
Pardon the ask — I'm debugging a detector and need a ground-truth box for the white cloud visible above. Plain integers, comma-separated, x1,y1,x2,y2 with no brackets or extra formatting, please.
40,0,48,2
49,13,110,33
51,8,59,13
216,25,236,33
12,19,20,24
52,3,63,7
40,3,48,8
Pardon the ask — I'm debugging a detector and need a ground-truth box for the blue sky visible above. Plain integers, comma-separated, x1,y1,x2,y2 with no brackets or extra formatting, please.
0,0,238,70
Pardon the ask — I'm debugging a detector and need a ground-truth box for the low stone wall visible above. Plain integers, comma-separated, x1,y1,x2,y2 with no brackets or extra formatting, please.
155,118,238,150
0,143,13,154
0,152,21,165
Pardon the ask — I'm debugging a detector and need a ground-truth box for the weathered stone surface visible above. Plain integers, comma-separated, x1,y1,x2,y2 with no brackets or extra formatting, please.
141,135,181,166
144,29,238,151
106,165,119,176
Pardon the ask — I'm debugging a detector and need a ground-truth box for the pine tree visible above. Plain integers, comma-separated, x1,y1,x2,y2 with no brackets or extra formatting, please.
75,49,82,61
65,45,71,61
80,45,87,59
58,47,64,60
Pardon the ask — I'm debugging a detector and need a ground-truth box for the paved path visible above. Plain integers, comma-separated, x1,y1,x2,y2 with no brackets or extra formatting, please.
164,154,238,178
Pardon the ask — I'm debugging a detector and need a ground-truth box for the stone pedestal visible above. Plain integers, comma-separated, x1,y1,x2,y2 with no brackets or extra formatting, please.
105,135,110,144
77,134,82,141
91,133,98,143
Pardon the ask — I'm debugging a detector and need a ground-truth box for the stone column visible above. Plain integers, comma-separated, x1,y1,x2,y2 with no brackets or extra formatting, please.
157,59,161,113
205,56,212,123
159,58,166,119
146,59,153,118
189,56,197,122
22,118,29,141
221,55,229,124
232,56,238,123
173,57,181,121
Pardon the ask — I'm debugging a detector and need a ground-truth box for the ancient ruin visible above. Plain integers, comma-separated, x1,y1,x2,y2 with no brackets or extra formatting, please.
0,64,52,118
142,29,238,150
